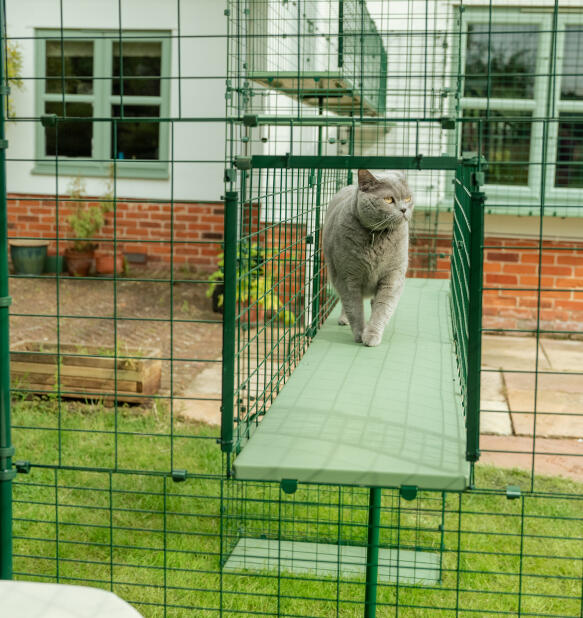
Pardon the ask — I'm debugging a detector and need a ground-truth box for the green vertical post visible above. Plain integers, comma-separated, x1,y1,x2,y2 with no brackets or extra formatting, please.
308,98,324,337
465,159,484,462
0,4,14,579
221,190,238,454
364,487,381,618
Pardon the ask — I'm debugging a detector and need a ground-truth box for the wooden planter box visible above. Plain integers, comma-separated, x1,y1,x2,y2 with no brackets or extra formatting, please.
11,342,162,404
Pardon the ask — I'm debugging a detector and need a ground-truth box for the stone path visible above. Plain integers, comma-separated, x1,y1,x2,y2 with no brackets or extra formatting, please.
175,333,583,482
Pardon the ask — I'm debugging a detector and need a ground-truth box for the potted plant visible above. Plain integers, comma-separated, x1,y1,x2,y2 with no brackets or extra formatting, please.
9,239,50,275
207,242,295,326
64,175,113,276
95,251,126,275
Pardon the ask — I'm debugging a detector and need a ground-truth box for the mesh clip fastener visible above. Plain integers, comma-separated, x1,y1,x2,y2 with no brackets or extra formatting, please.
0,85,11,95
0,295,12,307
506,485,521,500
400,485,418,501
0,139,8,150
280,479,297,495
15,461,30,474
171,469,187,483
41,114,58,128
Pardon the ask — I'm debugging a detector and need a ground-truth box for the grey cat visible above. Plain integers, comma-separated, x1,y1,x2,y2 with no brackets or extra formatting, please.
322,169,413,347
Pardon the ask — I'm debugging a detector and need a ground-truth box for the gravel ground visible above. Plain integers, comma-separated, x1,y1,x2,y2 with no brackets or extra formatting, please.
9,264,223,397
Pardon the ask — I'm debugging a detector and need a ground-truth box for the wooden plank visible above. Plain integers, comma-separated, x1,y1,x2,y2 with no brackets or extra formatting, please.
11,361,143,382
12,372,139,393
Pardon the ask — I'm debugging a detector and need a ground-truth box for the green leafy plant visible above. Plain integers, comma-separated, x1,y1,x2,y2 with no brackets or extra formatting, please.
207,242,295,325
67,167,114,251
5,40,24,118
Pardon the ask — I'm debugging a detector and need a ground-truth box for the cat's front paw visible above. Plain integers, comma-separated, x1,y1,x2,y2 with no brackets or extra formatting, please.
353,330,363,343
362,327,382,347
338,314,349,326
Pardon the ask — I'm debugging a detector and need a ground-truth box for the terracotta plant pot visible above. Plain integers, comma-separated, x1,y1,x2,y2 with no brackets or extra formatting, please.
65,246,96,277
95,254,125,275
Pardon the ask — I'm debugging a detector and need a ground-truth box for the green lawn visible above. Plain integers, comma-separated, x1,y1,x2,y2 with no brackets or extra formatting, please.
10,398,583,617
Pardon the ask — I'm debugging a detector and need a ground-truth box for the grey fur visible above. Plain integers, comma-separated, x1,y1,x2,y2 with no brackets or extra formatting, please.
322,169,414,347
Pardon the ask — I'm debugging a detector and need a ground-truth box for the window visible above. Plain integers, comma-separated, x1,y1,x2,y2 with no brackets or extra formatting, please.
35,30,170,178
459,14,583,215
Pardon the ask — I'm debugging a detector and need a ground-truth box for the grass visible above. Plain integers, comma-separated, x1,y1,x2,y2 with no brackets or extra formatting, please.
10,397,583,617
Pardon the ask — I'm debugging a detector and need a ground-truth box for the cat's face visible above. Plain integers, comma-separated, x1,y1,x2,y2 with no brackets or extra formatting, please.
356,169,414,230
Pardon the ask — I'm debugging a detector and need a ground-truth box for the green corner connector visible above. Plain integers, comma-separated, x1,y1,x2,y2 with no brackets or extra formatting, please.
400,486,418,501
280,479,298,495
40,113,58,128
234,156,252,170
506,485,521,500
440,117,456,130
243,114,259,127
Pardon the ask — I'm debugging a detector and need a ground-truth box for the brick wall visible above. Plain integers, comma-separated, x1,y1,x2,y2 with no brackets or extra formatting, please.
8,194,583,331
410,233,583,333
7,194,226,270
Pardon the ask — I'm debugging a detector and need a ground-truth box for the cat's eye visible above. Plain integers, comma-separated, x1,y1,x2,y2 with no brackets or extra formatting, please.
405,196,412,202
384,197,394,204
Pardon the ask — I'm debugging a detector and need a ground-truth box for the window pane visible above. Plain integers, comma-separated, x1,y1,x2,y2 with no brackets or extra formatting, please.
461,110,532,185
555,114,583,188
561,26,583,100
112,41,162,96
46,40,93,95
111,105,160,160
44,101,93,157
464,24,538,99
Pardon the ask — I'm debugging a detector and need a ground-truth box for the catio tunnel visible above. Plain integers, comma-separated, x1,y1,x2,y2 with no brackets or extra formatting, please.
1,0,583,617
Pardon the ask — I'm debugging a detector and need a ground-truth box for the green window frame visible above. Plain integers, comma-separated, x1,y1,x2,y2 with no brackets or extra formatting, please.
34,29,171,179
458,11,583,217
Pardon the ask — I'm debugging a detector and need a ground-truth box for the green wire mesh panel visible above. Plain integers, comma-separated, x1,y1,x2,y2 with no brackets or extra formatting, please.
221,166,342,454
221,482,445,611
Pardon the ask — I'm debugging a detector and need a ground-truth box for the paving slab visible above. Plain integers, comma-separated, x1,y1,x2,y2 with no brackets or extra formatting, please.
540,338,583,372
504,371,583,438
480,400,513,435
481,335,549,371
480,435,583,483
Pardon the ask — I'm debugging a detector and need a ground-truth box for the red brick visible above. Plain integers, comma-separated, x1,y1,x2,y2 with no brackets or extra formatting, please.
486,296,517,307
518,297,553,309
503,264,537,275
555,300,583,311
555,278,583,289
557,255,583,266
485,274,518,286
520,276,555,288
521,253,555,264
486,251,520,262
541,265,573,277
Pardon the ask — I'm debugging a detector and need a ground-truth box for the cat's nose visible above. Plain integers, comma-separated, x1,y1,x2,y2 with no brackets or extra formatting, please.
400,207,407,214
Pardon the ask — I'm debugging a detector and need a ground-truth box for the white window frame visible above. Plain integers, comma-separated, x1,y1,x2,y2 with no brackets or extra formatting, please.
459,9,583,216
34,29,171,180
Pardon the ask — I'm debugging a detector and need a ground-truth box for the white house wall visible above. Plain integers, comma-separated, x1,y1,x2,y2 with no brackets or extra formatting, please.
5,0,227,202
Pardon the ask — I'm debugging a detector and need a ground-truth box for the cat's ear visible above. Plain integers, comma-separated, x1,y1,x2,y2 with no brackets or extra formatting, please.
357,169,378,192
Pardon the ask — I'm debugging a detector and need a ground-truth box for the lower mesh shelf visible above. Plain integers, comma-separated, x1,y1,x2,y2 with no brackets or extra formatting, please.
223,538,440,585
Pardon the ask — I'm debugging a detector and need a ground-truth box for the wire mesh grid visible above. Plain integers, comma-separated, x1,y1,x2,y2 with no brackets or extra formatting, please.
0,0,581,616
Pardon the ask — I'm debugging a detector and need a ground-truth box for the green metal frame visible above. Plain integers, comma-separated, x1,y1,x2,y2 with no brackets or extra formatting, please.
0,7,13,578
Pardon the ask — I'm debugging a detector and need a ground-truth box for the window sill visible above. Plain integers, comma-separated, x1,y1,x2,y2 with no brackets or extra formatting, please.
32,160,170,180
